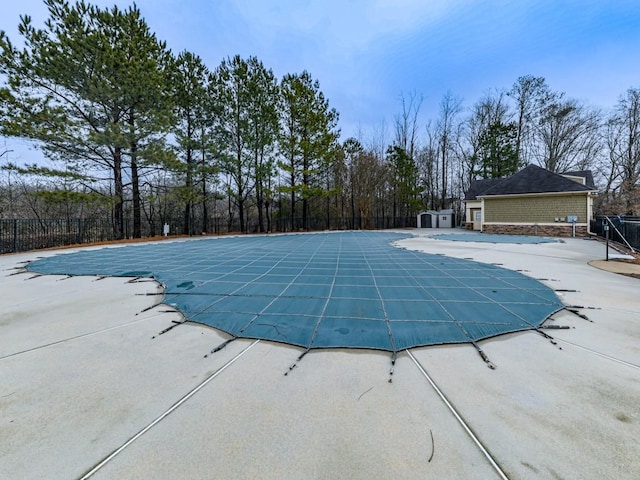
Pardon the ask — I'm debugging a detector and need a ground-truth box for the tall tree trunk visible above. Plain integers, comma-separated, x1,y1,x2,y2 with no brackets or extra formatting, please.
289,168,295,231
201,177,208,233
129,113,141,238
237,150,245,233
350,166,355,229
266,176,272,233
227,194,233,232
113,147,124,239
200,145,208,233
392,193,397,228
256,152,264,232
238,196,245,233
302,155,309,230
131,154,141,238
302,197,308,230
183,146,193,235
441,136,447,210
257,195,264,232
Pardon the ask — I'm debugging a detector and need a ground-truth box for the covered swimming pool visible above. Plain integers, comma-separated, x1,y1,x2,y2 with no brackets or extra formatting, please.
28,231,564,354
432,233,559,244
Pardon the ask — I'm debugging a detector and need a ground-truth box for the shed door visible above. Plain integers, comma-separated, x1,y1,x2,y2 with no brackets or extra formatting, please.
472,209,482,230
420,213,431,228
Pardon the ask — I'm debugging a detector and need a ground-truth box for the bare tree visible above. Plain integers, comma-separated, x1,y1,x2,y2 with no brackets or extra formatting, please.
342,137,363,228
436,92,463,209
352,150,386,228
532,96,602,173
366,118,389,162
394,91,423,161
417,121,440,210
460,89,512,188
605,88,640,213
508,75,553,165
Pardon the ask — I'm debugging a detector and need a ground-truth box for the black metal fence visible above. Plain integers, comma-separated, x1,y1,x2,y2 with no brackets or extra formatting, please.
1,215,418,255
591,216,640,251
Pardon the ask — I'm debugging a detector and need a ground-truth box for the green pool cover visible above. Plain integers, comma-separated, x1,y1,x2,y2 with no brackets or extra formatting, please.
28,231,564,352
432,233,559,244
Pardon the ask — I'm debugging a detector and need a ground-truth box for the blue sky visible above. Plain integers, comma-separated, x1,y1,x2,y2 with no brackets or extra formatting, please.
2,0,640,158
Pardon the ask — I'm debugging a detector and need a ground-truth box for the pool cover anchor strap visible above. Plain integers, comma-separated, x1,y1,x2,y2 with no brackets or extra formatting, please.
205,337,238,358
7,268,27,276
285,312,330,375
152,319,187,339
535,329,561,349
564,307,592,322
564,304,601,310
138,302,166,314
471,342,496,369
389,351,398,381
285,349,310,376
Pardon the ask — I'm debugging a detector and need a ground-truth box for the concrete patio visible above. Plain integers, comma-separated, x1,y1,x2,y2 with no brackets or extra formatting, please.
1,231,638,479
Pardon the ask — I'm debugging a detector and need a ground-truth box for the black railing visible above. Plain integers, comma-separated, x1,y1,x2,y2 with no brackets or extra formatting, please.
0,216,418,254
591,216,640,251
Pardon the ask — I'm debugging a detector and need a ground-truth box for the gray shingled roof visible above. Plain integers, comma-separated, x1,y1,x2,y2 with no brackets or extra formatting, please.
478,164,596,197
562,170,596,189
464,178,504,200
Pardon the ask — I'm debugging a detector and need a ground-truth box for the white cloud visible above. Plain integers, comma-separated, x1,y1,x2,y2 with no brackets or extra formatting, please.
225,0,470,53
366,0,469,32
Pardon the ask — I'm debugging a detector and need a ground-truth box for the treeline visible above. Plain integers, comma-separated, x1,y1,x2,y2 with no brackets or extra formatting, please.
0,1,343,236
1,0,639,239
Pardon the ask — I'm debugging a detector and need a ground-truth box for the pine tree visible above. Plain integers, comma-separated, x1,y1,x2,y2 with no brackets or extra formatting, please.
210,55,255,233
475,121,519,178
171,51,216,234
245,57,279,233
278,71,339,230
0,0,173,238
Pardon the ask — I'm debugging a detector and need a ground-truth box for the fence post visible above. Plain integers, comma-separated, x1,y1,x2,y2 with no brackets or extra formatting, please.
13,219,18,253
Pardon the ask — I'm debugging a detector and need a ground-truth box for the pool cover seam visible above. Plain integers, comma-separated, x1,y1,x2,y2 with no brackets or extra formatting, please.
304,233,343,350
358,235,397,354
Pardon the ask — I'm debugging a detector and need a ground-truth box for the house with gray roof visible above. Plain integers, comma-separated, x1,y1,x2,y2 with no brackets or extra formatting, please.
464,164,598,236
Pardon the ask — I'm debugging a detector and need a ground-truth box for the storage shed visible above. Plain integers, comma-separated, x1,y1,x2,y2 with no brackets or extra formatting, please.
438,209,454,228
417,210,454,228
417,211,439,228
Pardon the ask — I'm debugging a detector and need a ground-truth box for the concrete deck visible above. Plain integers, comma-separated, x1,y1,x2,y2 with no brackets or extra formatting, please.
1,232,639,479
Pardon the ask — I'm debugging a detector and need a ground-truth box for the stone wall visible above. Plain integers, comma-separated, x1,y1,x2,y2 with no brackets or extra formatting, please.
482,223,588,237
